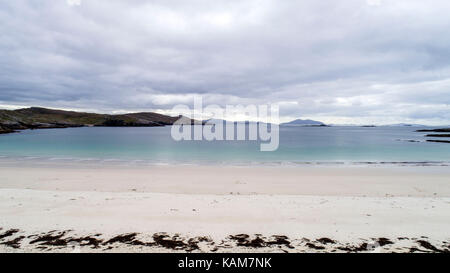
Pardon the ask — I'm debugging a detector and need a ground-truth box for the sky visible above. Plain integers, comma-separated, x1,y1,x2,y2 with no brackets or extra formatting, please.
1,0,450,125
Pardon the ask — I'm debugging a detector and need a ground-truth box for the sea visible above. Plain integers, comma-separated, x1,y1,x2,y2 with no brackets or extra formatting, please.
0,125,449,166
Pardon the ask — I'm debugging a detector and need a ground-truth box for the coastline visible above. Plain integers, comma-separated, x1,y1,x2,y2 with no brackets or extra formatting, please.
0,154,449,168
1,163,449,252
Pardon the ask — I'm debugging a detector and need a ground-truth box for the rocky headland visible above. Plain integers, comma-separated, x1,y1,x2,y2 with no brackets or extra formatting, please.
0,107,196,134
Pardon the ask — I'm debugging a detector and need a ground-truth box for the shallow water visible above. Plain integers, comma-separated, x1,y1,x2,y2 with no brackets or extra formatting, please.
0,126,449,165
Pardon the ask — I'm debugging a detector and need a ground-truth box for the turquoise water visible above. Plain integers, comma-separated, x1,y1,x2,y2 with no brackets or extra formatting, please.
0,126,449,165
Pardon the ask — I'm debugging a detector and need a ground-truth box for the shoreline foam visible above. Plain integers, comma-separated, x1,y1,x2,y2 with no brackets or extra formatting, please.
0,155,449,168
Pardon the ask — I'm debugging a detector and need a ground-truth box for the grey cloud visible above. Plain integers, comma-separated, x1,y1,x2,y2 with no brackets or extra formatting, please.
0,0,450,124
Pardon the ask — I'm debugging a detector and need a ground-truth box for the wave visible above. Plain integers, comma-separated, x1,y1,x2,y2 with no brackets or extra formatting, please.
0,155,448,167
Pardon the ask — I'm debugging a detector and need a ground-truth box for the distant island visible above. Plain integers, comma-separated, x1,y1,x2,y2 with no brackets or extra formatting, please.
203,119,274,126
0,107,195,134
281,119,327,127
386,123,426,127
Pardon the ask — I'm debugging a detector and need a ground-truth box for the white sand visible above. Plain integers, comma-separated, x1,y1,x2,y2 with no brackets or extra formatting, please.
0,164,449,252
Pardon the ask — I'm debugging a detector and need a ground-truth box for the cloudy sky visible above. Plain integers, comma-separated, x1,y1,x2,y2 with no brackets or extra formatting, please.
1,0,450,125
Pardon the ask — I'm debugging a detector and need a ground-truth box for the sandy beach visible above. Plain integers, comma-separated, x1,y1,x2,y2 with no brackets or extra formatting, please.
1,163,449,253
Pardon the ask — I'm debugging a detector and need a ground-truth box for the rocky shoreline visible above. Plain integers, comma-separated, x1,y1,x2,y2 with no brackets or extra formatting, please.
0,126,17,134
0,122,84,134
417,128,450,144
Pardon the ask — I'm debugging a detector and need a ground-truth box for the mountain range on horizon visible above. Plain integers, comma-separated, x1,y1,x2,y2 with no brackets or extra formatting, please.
1,107,448,135
280,119,326,126
204,118,439,127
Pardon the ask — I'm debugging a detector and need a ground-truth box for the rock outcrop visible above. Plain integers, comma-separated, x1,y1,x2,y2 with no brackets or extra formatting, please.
417,128,450,132
427,140,450,144
0,126,16,134
426,134,450,137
